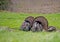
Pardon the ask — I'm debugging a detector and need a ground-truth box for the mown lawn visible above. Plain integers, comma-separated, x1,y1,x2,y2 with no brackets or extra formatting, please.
0,11,60,42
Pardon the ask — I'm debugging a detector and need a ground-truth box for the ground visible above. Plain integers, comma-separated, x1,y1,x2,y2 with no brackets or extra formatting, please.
0,11,60,42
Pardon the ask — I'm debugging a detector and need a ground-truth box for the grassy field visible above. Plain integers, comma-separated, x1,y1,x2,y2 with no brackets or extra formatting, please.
0,11,60,42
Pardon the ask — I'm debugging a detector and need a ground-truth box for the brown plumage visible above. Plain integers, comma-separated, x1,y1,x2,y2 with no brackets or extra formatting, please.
31,22,43,32
20,16,34,31
32,16,48,31
48,26,56,32
25,16,34,27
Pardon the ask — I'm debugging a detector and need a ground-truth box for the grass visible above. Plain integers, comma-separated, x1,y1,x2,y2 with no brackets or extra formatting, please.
0,11,60,29
0,11,60,42
0,30,60,42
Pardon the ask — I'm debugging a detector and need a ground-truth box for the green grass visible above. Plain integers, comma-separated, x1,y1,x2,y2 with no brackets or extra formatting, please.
0,11,60,42
0,30,60,42
0,11,60,29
